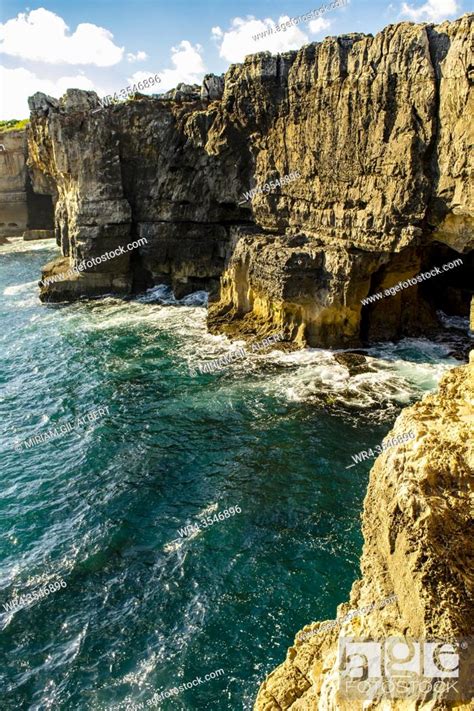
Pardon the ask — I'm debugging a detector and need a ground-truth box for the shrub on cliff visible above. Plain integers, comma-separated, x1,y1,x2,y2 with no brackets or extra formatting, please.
0,118,29,132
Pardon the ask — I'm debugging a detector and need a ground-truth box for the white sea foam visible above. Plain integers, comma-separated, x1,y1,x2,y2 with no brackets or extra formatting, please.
138,295,459,413
136,284,176,304
254,342,457,413
136,284,208,307
180,290,208,307
3,282,41,308
6,270,460,415
3,280,39,295
177,316,459,415
163,503,218,553
163,524,203,553
0,236,58,254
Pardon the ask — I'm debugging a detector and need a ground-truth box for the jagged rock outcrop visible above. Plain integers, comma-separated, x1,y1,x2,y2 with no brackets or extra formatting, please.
162,83,201,101
208,14,473,346
26,16,472,346
254,355,474,709
0,126,54,239
200,73,225,101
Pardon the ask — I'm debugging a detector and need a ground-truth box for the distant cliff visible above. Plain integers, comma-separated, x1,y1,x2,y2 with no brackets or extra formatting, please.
255,354,474,709
0,129,30,239
26,15,473,347
0,126,54,240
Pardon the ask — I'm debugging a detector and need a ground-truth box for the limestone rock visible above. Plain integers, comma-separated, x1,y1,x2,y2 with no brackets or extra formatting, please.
333,352,371,376
162,83,201,101
25,15,473,342
254,356,474,709
60,88,99,114
0,129,28,237
0,126,54,239
23,229,55,240
39,256,131,302
200,74,225,101
28,92,60,117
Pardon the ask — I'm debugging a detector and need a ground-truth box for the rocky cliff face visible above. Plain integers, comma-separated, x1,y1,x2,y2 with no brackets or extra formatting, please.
27,16,472,346
0,127,54,240
254,355,474,709
0,130,29,238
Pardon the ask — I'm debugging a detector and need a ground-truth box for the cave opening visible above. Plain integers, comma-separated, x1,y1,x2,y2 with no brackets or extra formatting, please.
418,242,472,321
360,241,473,345
25,173,54,231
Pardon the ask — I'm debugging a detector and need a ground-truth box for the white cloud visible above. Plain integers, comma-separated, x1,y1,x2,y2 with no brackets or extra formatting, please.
308,18,332,34
214,15,310,63
0,8,123,66
154,40,206,92
211,26,223,39
400,0,459,21
0,38,207,118
126,50,148,62
127,70,162,93
0,65,99,119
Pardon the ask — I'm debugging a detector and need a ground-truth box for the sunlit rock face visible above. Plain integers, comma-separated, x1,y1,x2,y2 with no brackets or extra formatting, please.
254,355,474,709
27,16,472,345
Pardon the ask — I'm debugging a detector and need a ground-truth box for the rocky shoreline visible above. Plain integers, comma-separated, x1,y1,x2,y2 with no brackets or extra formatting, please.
18,13,472,349
255,354,474,709
2,4,473,709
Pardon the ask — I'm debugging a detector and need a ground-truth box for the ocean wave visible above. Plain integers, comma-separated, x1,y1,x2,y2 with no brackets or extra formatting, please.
0,236,58,254
136,285,208,307
3,280,39,295
437,310,471,334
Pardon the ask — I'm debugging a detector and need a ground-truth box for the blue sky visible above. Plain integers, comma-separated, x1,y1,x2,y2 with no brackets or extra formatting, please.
0,0,470,119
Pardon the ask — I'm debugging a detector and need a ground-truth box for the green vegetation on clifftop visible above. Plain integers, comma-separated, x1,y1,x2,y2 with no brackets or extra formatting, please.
0,118,29,132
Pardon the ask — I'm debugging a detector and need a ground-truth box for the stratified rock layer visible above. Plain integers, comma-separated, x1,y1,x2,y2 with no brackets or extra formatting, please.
208,14,473,346
0,130,29,237
27,16,473,345
254,356,474,709
0,127,54,239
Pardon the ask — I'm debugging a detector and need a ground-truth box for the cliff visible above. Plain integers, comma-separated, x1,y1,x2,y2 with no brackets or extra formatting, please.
254,355,474,709
0,129,29,238
26,15,473,346
0,126,54,240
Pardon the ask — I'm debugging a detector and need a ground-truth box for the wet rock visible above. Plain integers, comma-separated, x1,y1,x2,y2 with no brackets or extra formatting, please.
23,229,55,240
333,351,371,376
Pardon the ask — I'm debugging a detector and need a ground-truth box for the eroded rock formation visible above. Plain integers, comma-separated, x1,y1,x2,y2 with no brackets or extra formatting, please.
0,127,54,240
0,129,29,238
26,16,472,347
254,355,474,709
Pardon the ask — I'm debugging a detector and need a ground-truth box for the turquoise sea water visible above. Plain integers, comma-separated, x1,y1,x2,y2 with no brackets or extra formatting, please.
0,238,465,710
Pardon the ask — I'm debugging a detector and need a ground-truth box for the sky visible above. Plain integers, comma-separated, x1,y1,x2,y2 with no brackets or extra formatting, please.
0,0,470,119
